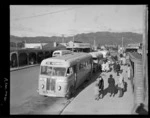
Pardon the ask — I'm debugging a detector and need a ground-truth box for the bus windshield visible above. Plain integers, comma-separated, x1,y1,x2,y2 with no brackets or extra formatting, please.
41,66,66,77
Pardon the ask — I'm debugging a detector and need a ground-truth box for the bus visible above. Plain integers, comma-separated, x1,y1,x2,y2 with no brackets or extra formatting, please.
89,52,103,72
98,50,109,59
37,52,93,98
52,50,73,57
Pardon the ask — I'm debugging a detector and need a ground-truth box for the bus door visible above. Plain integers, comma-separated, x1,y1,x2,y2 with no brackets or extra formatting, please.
77,61,87,87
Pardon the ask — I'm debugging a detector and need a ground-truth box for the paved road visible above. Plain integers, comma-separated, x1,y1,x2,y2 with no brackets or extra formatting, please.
61,65,134,114
10,65,99,114
10,56,134,114
10,66,69,114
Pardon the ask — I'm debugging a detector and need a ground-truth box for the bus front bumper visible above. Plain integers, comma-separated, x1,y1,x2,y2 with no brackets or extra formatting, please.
37,89,66,97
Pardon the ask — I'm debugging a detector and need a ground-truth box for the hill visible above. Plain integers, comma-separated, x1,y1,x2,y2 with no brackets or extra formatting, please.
10,32,142,46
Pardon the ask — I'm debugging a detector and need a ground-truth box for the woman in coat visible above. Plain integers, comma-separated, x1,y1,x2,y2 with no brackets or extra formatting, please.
98,76,104,99
117,74,124,97
108,74,116,97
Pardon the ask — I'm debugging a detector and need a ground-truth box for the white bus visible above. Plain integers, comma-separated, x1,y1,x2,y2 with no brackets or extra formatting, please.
98,50,109,58
38,52,93,98
52,50,73,57
89,52,103,72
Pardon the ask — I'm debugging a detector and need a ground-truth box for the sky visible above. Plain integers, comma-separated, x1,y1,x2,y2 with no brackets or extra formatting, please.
10,5,145,37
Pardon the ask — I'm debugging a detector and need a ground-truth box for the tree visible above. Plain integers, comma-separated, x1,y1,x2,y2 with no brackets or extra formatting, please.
10,42,16,47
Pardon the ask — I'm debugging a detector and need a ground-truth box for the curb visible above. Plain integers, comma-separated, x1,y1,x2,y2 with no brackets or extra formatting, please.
59,97,75,115
10,64,39,72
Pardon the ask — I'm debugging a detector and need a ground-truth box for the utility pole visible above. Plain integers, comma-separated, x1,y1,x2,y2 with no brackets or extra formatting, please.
24,40,26,49
62,34,64,43
72,35,74,52
122,37,124,48
94,36,96,50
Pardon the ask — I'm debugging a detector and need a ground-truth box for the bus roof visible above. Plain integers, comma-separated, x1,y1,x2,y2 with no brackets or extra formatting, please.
89,52,103,58
53,49,72,52
41,52,92,67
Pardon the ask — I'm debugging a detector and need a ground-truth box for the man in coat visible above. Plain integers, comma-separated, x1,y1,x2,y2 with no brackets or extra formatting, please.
108,74,116,97
97,75,104,99
116,62,121,76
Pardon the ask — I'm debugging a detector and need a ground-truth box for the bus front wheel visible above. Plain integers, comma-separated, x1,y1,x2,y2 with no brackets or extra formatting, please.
66,86,75,99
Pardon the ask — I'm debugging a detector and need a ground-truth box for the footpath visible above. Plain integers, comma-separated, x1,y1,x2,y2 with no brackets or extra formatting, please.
61,65,134,115
10,64,39,72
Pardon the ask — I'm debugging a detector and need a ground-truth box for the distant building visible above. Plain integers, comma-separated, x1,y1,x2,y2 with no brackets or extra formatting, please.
60,41,91,52
100,46,106,50
125,43,142,53
127,43,141,48
24,43,47,49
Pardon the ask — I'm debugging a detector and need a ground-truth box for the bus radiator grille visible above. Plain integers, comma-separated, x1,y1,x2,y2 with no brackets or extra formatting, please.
46,78,56,92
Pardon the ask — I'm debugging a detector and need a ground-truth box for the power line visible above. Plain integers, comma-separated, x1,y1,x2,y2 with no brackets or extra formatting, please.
12,6,83,21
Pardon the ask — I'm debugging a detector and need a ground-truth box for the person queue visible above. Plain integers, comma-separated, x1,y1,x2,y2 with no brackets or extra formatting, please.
94,52,129,100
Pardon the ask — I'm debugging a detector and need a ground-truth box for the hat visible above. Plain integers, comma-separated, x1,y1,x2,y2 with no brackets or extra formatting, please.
110,74,113,78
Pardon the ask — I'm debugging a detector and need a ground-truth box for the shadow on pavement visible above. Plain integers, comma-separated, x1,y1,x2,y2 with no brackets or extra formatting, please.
72,71,101,99
100,78,128,99
122,81,128,97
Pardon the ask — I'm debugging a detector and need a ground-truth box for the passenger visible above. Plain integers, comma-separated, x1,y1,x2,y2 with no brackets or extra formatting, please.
105,61,110,72
123,57,127,65
97,75,104,99
94,82,100,100
47,67,53,75
113,61,117,73
120,57,123,65
117,73,124,97
126,53,130,65
56,71,60,76
99,64,102,73
127,64,131,80
135,103,148,115
123,52,126,58
116,62,121,76
108,74,116,97
102,62,106,72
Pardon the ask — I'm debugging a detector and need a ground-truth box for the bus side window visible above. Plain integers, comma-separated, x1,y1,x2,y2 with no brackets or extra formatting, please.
79,63,82,70
83,62,86,69
67,67,73,76
80,63,84,70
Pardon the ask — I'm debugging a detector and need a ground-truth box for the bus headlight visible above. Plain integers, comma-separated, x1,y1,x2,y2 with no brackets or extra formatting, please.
58,86,61,91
